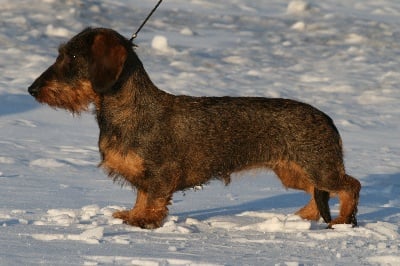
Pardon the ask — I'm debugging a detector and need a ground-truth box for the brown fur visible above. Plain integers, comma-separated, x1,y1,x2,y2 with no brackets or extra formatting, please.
112,190,170,229
100,149,145,185
28,27,361,229
34,80,99,113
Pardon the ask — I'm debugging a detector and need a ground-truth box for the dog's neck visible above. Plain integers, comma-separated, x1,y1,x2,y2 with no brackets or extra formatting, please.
111,52,167,101
95,52,171,147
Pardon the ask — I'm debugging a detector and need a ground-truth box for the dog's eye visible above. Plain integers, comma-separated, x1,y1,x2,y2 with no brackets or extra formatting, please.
67,54,79,65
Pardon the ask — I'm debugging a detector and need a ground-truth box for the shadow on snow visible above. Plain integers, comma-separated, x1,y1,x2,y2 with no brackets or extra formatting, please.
176,173,400,225
0,94,39,116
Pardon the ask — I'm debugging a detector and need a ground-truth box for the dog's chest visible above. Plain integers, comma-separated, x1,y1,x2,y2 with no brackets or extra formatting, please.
98,136,145,181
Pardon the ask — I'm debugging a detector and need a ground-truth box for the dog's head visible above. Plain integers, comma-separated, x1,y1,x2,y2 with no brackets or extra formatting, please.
28,28,135,113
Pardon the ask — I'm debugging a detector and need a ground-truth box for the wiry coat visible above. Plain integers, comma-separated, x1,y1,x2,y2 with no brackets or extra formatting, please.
28,28,360,229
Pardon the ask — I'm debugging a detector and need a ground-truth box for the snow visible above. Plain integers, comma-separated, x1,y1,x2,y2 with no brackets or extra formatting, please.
152,35,177,54
1,0,399,265
287,0,310,14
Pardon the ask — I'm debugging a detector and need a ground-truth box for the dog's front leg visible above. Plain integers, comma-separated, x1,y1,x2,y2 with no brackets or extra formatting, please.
113,189,170,229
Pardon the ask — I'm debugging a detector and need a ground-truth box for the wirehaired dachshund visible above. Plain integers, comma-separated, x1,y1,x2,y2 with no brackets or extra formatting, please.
28,28,361,229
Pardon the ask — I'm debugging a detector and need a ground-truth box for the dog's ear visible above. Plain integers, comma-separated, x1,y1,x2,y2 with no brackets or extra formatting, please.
89,34,127,94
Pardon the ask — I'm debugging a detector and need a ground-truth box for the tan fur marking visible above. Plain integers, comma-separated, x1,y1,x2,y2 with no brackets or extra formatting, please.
329,175,360,227
101,149,145,182
296,197,320,221
271,160,322,221
36,80,99,113
272,160,314,193
112,190,170,229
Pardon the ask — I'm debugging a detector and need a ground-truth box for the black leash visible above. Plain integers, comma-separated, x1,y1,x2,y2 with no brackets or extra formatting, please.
129,0,163,44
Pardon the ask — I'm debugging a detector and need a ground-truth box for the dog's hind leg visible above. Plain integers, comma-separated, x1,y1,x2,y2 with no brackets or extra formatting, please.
294,195,321,221
314,188,331,223
273,162,323,221
327,174,360,228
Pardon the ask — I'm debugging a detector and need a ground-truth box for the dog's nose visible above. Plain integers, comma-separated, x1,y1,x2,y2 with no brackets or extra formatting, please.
28,85,39,97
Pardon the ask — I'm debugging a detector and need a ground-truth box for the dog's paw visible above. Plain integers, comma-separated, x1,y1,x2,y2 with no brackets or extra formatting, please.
112,210,130,221
327,215,358,229
126,217,163,229
112,209,164,229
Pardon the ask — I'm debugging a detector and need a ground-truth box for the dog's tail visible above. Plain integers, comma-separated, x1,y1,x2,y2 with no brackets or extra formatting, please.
314,188,332,223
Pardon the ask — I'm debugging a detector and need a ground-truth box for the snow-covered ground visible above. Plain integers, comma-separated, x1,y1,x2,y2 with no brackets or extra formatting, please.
1,0,399,265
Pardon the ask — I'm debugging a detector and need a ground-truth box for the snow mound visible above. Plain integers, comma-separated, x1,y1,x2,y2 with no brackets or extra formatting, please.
367,256,400,265
180,27,194,36
291,21,306,31
155,216,199,234
29,158,66,168
151,35,177,54
45,24,72,38
32,226,104,245
0,157,15,164
84,256,222,266
287,0,310,14
205,212,313,233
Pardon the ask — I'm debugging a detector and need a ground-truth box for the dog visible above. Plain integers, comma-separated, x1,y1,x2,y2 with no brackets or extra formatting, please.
28,27,361,229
